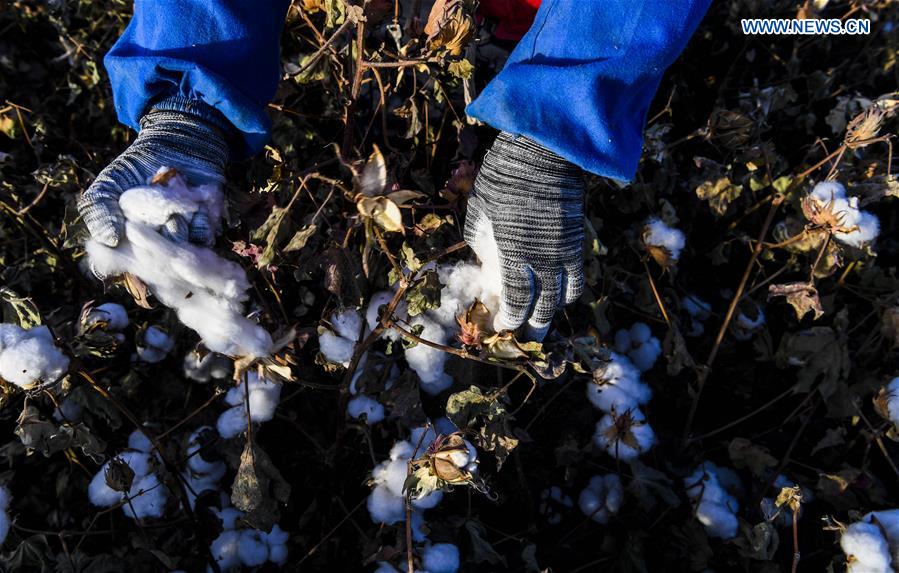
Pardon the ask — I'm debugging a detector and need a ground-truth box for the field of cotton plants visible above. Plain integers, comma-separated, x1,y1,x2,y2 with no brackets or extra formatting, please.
1,1,898,571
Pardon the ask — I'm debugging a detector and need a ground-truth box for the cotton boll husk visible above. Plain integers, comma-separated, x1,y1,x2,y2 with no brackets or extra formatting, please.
348,395,385,424
216,406,247,439
88,464,124,507
422,543,460,573
211,530,242,572
841,521,892,571
86,219,273,358
237,529,269,566
644,218,685,261
0,325,69,388
405,315,452,395
123,473,166,519
808,182,880,247
318,331,355,366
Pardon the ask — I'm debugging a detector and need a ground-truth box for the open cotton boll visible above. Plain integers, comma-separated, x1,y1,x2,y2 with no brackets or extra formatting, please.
137,325,175,363
318,330,356,367
213,507,245,531
216,407,248,439
405,314,453,395
644,217,686,261
730,302,765,341
183,351,231,383
263,524,289,564
211,530,242,572
127,430,153,453
422,543,460,573
86,205,273,358
187,428,226,481
348,395,386,424
366,291,408,342
809,181,880,248
586,352,651,413
578,474,624,524
841,521,892,572
685,462,740,539
593,409,655,461
85,303,130,331
331,309,363,341
217,372,282,438
613,324,662,372
123,473,167,519
0,324,69,389
237,529,269,567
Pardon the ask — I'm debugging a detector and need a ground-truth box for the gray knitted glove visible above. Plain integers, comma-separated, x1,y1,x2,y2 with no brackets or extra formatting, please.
77,96,229,248
464,132,585,341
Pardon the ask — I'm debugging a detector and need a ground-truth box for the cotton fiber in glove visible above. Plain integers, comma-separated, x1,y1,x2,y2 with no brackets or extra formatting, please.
86,169,273,358
464,132,585,341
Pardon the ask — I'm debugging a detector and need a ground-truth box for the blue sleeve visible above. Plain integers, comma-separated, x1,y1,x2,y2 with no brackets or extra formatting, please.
466,0,711,180
104,0,291,158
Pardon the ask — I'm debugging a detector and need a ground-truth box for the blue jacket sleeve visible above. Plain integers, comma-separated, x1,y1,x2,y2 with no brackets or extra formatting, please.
467,0,711,180
104,0,291,158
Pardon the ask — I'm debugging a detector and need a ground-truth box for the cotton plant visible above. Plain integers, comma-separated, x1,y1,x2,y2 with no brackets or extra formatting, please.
613,323,662,372
216,371,281,439
0,323,70,389
85,168,274,358
578,474,624,525
804,181,880,248
88,430,167,520
539,486,574,525
642,217,686,268
684,462,741,539
840,510,899,572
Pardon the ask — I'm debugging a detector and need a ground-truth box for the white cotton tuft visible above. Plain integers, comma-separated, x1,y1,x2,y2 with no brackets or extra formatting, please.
586,352,651,413
578,474,624,524
318,331,356,367
683,294,712,336
127,430,153,453
366,291,407,342
263,524,289,564
612,325,661,372
211,530,242,572
0,324,69,389
88,466,124,508
644,218,685,261
137,325,175,363
331,309,363,341
187,427,226,481
217,372,281,438
421,543,460,573
841,521,892,572
731,301,765,341
684,462,740,539
405,314,453,395
183,351,231,383
86,174,272,358
593,409,655,461
368,432,443,527
123,473,167,519
348,395,386,424
809,181,880,248
237,529,269,567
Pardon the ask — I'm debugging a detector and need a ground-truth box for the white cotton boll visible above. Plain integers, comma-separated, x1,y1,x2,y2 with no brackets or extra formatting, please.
405,315,453,395
118,451,152,477
246,376,281,422
212,507,245,531
123,473,166,519
629,337,661,372
837,210,879,248
367,483,406,525
183,352,231,383
586,352,651,413
348,395,386,424
422,543,460,573
119,185,199,227
684,295,711,319
593,409,655,461
685,463,740,539
629,323,652,344
841,522,892,572
578,474,624,524
211,530,242,572
237,529,269,567
331,309,363,341
808,181,880,248
128,430,153,453
216,406,247,439
613,329,632,354
644,218,686,261
85,303,129,331
366,291,407,341
612,325,661,372
137,326,175,363
0,324,70,389
263,524,289,564
319,331,355,367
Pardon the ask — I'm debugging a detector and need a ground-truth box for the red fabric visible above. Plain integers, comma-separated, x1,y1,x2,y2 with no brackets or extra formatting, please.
478,0,541,41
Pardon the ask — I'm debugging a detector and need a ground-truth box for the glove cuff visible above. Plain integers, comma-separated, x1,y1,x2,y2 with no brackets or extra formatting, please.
149,95,233,137
495,131,583,181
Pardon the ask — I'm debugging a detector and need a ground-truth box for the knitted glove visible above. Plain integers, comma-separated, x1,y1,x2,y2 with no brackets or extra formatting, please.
77,96,229,248
464,132,585,341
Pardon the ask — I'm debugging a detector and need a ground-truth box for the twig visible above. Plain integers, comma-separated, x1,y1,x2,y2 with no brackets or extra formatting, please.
406,422,431,573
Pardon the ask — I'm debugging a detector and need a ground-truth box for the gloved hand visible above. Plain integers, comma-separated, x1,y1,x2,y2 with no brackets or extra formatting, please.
464,131,585,341
77,97,229,248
